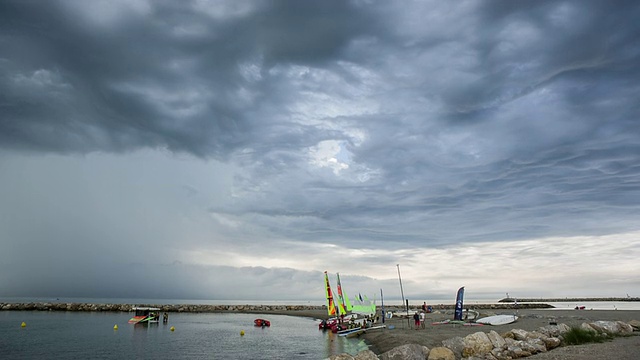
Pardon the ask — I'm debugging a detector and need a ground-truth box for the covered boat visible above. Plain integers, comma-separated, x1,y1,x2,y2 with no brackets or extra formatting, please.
128,307,161,324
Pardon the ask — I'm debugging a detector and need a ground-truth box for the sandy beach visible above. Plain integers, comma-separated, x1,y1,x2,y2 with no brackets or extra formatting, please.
259,307,640,358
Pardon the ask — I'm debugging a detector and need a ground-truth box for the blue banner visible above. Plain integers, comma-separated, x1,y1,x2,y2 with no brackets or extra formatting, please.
454,286,464,320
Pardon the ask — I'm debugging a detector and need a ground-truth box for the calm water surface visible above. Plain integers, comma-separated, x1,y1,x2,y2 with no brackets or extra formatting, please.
0,311,368,359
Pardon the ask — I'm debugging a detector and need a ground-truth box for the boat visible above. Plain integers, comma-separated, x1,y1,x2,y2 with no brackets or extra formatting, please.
339,324,387,337
337,327,362,337
350,293,377,317
128,307,161,324
475,314,518,325
319,271,340,330
254,318,271,327
336,273,352,315
319,271,359,331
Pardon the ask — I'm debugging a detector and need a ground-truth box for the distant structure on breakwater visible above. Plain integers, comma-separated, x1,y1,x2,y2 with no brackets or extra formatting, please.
499,297,640,303
0,302,553,312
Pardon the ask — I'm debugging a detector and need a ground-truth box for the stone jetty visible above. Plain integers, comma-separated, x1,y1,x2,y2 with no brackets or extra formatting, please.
0,302,324,313
499,297,640,303
0,302,553,313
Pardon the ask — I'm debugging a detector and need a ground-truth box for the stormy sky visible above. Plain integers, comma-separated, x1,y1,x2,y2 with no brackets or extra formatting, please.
1,0,639,303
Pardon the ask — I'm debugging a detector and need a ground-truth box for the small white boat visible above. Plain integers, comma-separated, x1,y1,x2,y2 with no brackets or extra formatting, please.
475,314,518,325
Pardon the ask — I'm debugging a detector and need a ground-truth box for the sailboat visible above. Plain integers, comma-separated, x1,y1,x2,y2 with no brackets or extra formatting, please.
335,273,352,315
350,293,377,317
319,271,348,331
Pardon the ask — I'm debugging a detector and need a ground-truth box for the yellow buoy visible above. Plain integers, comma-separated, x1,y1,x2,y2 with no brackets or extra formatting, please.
113,325,118,330
170,326,175,331
240,330,245,336
21,322,27,328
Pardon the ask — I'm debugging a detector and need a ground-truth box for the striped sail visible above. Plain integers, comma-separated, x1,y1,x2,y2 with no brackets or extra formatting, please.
324,271,337,316
336,273,351,314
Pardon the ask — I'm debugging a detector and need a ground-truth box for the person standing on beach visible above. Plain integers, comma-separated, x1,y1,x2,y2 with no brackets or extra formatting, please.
419,311,426,329
413,312,420,330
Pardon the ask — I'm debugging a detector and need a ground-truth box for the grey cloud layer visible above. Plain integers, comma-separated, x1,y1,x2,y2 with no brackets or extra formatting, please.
1,1,639,258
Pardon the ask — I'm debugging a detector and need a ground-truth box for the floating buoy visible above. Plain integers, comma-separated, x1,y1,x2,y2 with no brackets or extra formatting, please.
113,325,118,330
240,330,245,336
170,326,175,331
21,322,27,328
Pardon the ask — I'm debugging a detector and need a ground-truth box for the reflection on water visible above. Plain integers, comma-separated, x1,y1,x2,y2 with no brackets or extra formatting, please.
0,311,368,359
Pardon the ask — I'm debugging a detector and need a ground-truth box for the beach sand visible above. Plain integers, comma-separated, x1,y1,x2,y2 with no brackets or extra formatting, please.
259,308,640,359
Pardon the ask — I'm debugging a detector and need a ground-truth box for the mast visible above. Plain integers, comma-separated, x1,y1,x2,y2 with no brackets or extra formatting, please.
397,264,406,308
380,288,385,324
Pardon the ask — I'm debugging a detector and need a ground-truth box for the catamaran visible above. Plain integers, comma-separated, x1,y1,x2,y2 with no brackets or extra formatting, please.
319,271,377,332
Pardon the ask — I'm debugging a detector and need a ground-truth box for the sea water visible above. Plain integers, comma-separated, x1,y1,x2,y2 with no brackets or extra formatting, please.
0,311,368,359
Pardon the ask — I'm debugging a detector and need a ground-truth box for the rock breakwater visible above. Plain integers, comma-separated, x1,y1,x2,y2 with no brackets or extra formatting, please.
499,297,640,303
0,302,325,313
0,302,553,313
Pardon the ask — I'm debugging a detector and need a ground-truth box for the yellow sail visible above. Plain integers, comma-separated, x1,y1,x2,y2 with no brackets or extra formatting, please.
324,271,337,316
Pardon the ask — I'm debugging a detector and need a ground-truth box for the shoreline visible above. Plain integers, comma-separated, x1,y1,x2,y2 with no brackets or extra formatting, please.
359,308,640,354
3,302,639,358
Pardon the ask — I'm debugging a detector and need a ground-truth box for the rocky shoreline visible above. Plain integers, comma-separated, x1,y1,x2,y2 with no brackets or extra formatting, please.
333,319,640,360
0,302,552,313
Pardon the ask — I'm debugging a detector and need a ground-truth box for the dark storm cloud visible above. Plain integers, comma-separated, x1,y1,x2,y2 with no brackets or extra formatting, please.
0,0,375,156
1,1,640,300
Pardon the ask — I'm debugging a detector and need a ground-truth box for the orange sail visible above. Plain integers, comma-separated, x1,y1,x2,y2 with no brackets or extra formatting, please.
324,271,337,316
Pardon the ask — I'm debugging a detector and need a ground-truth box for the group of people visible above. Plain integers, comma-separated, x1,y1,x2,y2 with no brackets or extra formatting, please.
412,311,426,329
411,301,432,330
346,314,378,329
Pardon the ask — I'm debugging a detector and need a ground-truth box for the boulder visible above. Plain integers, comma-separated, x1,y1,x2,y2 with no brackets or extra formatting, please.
490,347,511,360
486,330,506,351
504,338,531,359
441,336,465,359
510,329,529,341
580,322,597,333
354,350,379,360
628,319,640,331
329,354,354,360
521,338,547,354
616,321,634,334
589,320,625,335
379,343,426,360
428,347,455,360
541,336,561,350
462,331,493,358
537,323,570,337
